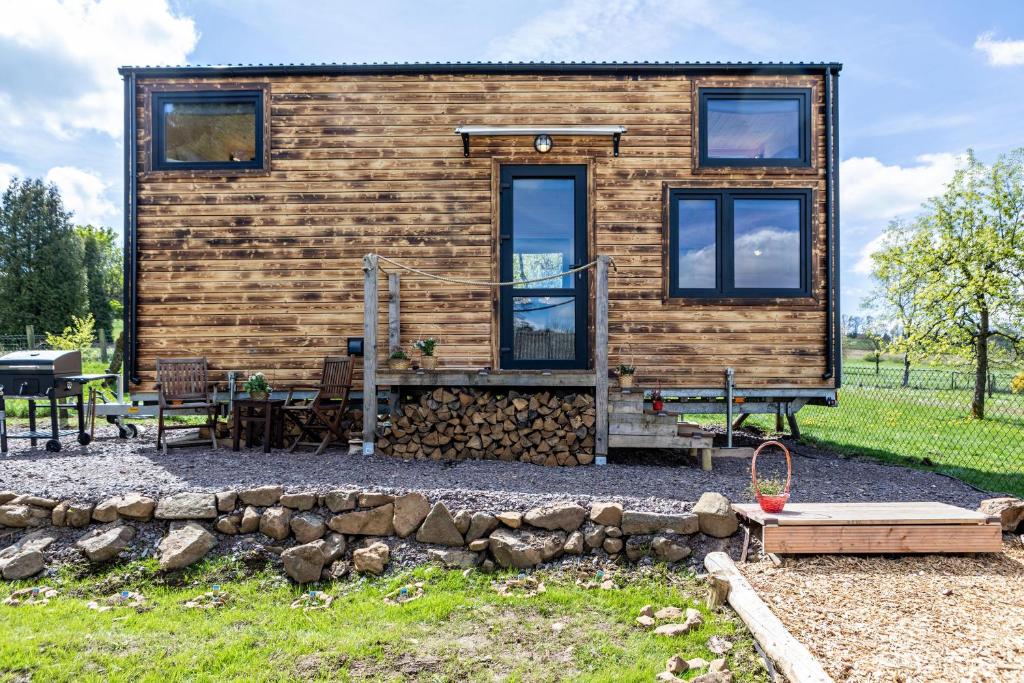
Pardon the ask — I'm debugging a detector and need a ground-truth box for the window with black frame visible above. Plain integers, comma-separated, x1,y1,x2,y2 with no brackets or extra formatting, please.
151,90,264,171
699,88,811,167
668,188,812,298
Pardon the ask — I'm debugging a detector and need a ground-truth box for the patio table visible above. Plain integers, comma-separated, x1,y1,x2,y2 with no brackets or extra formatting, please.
231,398,285,453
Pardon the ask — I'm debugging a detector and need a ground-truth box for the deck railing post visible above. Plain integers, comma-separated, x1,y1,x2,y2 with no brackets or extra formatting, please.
362,254,379,454
595,255,610,465
387,272,401,416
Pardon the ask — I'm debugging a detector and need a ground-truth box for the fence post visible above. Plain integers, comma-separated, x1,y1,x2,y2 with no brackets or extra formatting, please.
99,328,108,363
362,254,379,455
25,325,34,349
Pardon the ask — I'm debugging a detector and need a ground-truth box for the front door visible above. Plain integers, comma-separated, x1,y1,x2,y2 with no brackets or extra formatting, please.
499,165,588,370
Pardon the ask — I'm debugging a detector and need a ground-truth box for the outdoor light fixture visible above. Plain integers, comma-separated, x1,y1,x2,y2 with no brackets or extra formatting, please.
347,337,364,357
455,125,626,157
533,134,553,153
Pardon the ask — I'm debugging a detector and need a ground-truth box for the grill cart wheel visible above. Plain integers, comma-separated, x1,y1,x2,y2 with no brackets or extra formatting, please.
45,439,61,452
77,433,91,446
118,424,139,439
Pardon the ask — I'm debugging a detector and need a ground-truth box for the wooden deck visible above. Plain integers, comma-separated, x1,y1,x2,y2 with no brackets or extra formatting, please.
734,502,1003,555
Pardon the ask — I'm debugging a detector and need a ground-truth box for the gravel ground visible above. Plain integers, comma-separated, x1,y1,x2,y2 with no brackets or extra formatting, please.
0,425,989,512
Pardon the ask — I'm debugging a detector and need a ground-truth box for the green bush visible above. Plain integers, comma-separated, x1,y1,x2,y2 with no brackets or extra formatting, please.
45,313,95,351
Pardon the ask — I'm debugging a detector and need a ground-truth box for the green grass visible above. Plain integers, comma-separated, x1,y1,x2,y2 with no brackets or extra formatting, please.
0,559,767,682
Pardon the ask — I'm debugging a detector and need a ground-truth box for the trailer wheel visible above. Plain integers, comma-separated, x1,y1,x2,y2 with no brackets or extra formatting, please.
106,415,118,425
118,424,139,439
45,440,61,452
77,433,92,446
126,424,139,438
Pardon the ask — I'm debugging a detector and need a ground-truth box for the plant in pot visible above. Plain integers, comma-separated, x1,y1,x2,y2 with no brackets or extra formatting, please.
243,372,272,401
413,337,438,370
617,363,636,389
389,348,411,371
650,385,664,413
750,440,792,513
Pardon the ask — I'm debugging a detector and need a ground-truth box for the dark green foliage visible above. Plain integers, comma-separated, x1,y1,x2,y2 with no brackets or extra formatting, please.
77,225,121,338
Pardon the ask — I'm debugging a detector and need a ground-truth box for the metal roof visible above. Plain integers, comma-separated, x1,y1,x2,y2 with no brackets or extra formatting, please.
118,61,842,78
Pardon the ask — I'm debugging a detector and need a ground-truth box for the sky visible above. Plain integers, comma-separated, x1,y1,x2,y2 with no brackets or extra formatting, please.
1,0,1023,316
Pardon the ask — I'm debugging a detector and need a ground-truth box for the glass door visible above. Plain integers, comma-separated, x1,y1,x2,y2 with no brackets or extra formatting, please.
499,165,588,370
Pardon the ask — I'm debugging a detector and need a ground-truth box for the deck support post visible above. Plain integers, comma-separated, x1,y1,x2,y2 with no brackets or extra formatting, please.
725,367,735,448
594,255,610,465
387,272,401,417
787,411,801,439
362,254,379,454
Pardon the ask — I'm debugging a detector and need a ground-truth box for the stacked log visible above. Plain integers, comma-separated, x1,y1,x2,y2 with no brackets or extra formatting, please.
378,388,596,466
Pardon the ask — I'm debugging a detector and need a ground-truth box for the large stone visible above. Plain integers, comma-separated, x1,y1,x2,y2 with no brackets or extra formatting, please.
465,512,498,542
603,537,624,554
281,543,326,584
0,504,31,527
280,492,317,511
979,497,1024,532
259,507,292,540
92,498,119,523
428,548,479,569
239,506,261,533
496,511,523,528
51,501,68,526
155,493,216,520
625,536,650,561
324,489,358,513
0,530,55,559
358,492,394,508
215,514,241,535
291,512,327,543
652,536,692,563
329,503,395,536
159,521,216,570
215,490,237,512
589,502,623,527
564,531,584,555
691,672,731,683
582,522,606,549
0,549,44,579
238,485,283,507
312,532,346,563
392,492,430,538
76,525,136,563
524,502,586,532
416,502,463,546
621,511,698,535
53,501,93,527
453,510,473,535
0,491,16,504
353,541,389,575
9,494,58,509
115,493,157,521
488,527,565,568
692,493,739,538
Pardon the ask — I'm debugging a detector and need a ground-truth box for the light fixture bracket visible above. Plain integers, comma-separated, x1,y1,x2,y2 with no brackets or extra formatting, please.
455,125,627,157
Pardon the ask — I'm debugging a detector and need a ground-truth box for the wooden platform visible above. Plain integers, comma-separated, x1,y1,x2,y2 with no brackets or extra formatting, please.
734,502,1003,555
608,389,714,451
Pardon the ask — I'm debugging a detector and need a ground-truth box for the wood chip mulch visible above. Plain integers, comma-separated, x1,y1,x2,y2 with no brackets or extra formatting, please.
740,538,1024,682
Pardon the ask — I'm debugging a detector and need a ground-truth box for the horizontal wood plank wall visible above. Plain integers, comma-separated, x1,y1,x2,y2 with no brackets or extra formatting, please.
132,73,833,391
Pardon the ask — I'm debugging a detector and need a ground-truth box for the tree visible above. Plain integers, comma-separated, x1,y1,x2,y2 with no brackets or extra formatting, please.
76,225,122,338
0,178,86,335
869,150,1024,418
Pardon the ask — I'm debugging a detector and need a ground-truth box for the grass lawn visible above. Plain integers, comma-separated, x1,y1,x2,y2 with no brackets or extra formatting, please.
0,558,767,682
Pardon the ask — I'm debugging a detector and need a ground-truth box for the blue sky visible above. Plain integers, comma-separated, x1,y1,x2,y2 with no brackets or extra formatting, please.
1,0,1023,315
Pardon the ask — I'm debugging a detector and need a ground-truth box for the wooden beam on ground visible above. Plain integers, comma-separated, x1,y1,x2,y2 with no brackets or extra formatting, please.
732,412,749,430
787,412,801,438
594,255,609,464
362,253,378,453
705,552,834,683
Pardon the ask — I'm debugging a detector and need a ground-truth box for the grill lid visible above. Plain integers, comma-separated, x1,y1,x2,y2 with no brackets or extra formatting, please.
0,350,82,374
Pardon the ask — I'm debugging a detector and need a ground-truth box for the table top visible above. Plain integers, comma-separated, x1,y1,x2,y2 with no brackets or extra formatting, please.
234,398,285,406
733,502,992,526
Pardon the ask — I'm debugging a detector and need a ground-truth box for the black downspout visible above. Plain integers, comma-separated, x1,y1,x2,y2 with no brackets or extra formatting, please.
832,68,841,388
821,66,837,384
122,72,139,386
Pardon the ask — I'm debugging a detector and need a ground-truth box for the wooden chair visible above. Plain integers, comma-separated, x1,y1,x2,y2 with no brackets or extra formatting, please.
282,356,354,455
155,357,220,455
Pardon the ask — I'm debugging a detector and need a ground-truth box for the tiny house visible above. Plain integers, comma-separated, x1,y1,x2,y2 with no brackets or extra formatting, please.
119,61,841,463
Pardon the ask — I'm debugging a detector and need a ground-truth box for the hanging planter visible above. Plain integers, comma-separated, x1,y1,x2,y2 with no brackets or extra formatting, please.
751,440,792,513
388,349,411,371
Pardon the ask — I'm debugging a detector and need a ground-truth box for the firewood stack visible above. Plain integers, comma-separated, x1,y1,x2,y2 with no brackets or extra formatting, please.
378,388,596,466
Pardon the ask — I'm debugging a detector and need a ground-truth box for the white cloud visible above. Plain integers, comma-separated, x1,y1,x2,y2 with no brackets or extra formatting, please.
974,32,1024,67
0,162,20,190
0,0,198,138
841,153,961,274
45,166,117,226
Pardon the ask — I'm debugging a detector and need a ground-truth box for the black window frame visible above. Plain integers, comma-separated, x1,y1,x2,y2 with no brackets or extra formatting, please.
151,90,265,172
699,88,812,168
668,188,812,299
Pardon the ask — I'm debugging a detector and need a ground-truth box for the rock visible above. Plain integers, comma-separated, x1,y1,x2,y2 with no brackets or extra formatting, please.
692,493,739,538
92,498,119,523
635,615,656,628
76,525,136,563
392,492,430,538
707,636,733,654
468,538,489,552
582,522,606,549
620,511,698,535
564,531,585,555
155,493,216,520
495,511,522,528
53,501,92,527
10,494,58,509
652,536,692,563
215,514,240,535
352,541,389,575
215,491,237,512
415,502,463,546
625,536,651,561
666,655,689,674
0,549,44,579
453,509,473,535
159,521,217,570
428,548,479,568
655,606,683,620
655,672,681,682
589,502,623,526
358,492,393,508
329,503,395,536
311,533,346,563
639,604,655,618
480,559,496,573
51,501,68,526
692,672,731,683
654,623,695,637
281,543,325,584
709,657,728,672
239,506,260,533
605,526,623,538
238,485,283,507
323,560,350,580
280,492,317,511
259,507,292,540
979,497,1024,532
686,658,709,670
524,502,586,532
602,537,623,554
465,512,498,542
113,493,157,521
0,491,16,504
488,528,565,568
290,512,326,543
0,504,31,527
324,489,358,513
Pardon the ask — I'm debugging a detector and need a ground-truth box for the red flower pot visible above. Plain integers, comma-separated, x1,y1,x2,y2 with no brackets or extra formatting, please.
652,399,664,412
751,440,792,513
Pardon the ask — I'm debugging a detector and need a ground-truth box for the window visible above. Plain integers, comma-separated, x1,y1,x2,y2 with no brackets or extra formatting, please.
151,90,264,171
668,188,811,298
699,88,811,167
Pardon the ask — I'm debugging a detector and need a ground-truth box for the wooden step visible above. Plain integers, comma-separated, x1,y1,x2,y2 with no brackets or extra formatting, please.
609,433,714,449
610,413,679,437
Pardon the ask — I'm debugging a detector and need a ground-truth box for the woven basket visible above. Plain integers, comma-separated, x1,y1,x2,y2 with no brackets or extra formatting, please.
751,440,792,513
388,357,411,371
419,355,437,370
618,374,635,389
249,390,269,402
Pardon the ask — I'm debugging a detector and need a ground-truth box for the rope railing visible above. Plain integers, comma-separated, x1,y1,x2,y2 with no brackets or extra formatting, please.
374,254,614,288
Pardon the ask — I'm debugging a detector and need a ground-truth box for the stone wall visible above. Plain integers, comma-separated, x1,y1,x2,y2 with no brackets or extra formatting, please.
0,489,739,584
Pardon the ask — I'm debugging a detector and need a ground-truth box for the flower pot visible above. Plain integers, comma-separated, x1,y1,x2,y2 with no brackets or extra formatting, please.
389,358,411,371
751,440,793,513
652,399,664,412
419,355,437,370
249,390,269,402
619,374,635,389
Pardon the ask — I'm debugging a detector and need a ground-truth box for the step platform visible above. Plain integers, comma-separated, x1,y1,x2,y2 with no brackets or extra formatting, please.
734,502,1003,555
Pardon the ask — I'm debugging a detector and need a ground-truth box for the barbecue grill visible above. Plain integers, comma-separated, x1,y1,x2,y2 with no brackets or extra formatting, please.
0,349,91,452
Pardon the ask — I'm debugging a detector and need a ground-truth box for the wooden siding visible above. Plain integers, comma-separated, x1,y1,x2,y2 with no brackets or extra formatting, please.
132,73,834,391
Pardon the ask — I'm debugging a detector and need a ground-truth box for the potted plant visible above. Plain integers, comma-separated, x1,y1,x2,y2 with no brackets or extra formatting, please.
650,386,664,413
243,372,272,401
750,440,792,513
617,363,636,389
413,337,438,370
389,348,411,371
